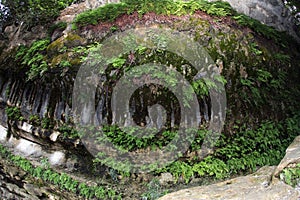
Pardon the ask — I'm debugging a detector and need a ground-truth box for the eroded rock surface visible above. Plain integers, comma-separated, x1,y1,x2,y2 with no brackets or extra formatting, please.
159,166,300,200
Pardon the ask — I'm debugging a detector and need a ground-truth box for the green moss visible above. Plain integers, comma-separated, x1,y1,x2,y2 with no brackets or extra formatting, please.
47,33,86,55
47,38,65,55
50,54,67,66
64,33,86,48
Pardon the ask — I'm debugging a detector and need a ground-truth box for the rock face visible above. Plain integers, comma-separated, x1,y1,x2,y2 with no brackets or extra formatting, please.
159,166,300,200
209,0,299,41
274,135,300,177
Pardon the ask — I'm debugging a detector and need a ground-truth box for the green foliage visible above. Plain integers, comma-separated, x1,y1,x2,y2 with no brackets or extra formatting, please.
59,60,72,68
15,39,50,80
192,156,228,179
74,3,128,26
5,106,24,121
274,53,291,64
237,61,292,111
249,42,263,55
1,0,77,29
110,57,126,68
41,117,54,129
74,0,234,27
58,125,79,139
206,1,233,17
280,164,300,187
95,125,178,151
155,114,300,182
29,114,40,125
232,14,284,44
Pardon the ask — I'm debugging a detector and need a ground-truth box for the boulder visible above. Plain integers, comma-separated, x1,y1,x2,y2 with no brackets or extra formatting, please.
274,135,300,177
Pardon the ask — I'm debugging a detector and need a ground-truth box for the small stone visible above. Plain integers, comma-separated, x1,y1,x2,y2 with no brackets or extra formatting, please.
7,166,18,177
20,122,33,133
159,173,175,186
48,151,66,166
24,183,42,196
50,131,60,142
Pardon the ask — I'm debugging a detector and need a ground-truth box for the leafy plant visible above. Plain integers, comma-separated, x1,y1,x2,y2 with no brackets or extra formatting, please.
59,60,72,68
155,114,300,183
74,0,235,27
6,106,24,121
280,164,300,187
58,125,79,139
1,0,76,29
232,14,284,44
15,39,50,80
41,117,53,129
250,42,263,56
29,114,40,125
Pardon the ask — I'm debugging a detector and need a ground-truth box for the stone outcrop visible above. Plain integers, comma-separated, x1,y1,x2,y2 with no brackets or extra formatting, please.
274,135,300,177
211,0,299,41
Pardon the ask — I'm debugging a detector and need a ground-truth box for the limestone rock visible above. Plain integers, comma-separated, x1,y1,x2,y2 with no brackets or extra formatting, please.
274,135,300,177
159,166,299,200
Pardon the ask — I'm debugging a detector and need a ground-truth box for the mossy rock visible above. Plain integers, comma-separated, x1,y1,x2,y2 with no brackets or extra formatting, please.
50,54,68,67
50,51,82,67
47,37,65,57
63,33,87,48
47,33,87,57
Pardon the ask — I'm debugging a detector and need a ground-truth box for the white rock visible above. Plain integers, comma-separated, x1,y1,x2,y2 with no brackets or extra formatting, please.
20,122,33,133
15,139,42,157
0,125,7,141
49,151,66,166
49,131,60,142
